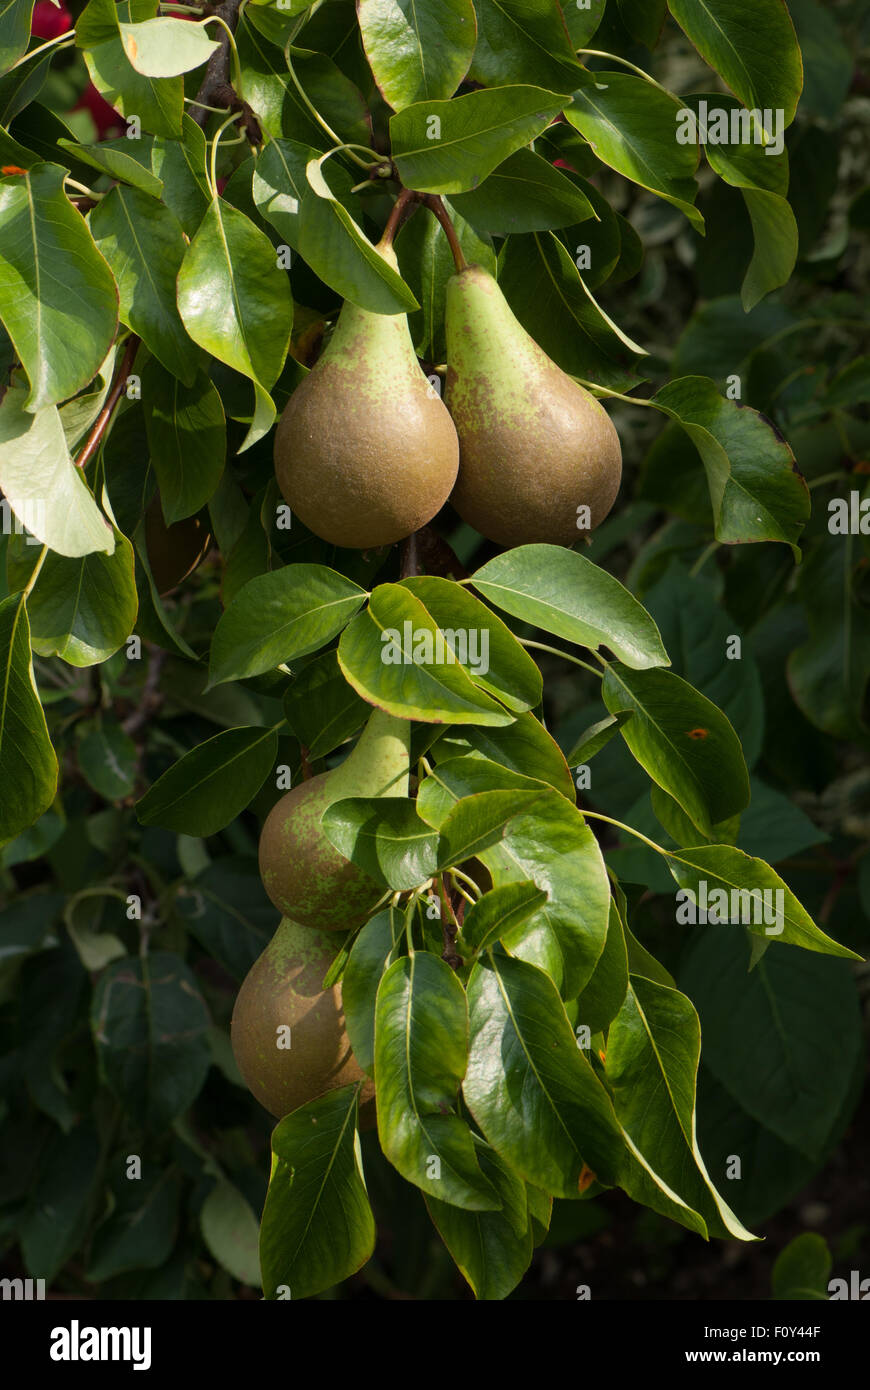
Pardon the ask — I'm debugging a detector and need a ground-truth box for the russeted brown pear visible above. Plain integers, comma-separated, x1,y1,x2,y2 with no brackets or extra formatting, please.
258,707,410,931
231,917,375,1122
273,242,459,548
445,265,622,548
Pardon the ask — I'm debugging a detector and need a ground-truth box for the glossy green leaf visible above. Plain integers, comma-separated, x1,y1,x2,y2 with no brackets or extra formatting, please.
136,726,279,835
464,952,625,1197
375,952,499,1208
607,976,754,1239
251,136,321,251
283,649,369,760
562,0,605,48
668,0,803,125
0,385,114,557
142,360,225,523
565,70,702,230
342,909,395,1073
58,137,164,197
438,789,547,867
90,950,211,1130
358,0,477,109
618,0,666,47
435,712,576,799
651,377,810,553
565,711,632,766
1,0,36,73
298,157,419,314
401,573,542,713
451,147,594,232
498,231,645,391
680,931,863,1160
0,163,118,412
260,1086,376,1300
89,185,198,386
209,565,367,687
425,1137,533,1300
117,16,220,77
177,197,292,393
78,0,184,139
5,527,136,664
0,592,57,846
665,844,859,959
337,585,515,725
460,880,548,953
471,545,669,669
470,0,580,91
322,797,440,891
573,899,628,1034
390,85,567,194
602,661,750,836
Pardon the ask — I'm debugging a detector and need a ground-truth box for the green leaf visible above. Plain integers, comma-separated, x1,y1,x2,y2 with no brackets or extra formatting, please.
788,537,870,741
668,0,803,126
436,711,576,799
136,726,279,835
5,527,135,663
342,909,395,1073
322,798,440,891
177,197,292,390
91,951,211,1130
497,230,644,390
358,0,477,109
469,0,581,91
200,1181,261,1288
337,584,515,725
0,593,57,846
451,147,595,233
562,0,605,48
78,0,184,139
0,45,52,123
89,185,199,386
283,649,369,760
251,136,320,251
565,70,702,230
666,844,859,959
471,545,669,669
142,361,226,522
390,84,567,194
680,931,863,1160
57,137,164,197
0,163,118,412
374,952,499,1208
86,1166,181,1283
425,1138,534,1300
651,377,810,554
19,1125,100,1284
260,1086,376,1300
209,565,368,687
565,711,632,766
602,662,750,836
0,0,36,73
607,976,754,1239
298,157,419,314
460,880,548,953
117,16,220,77
573,899,628,1034
464,952,625,1197
401,573,542,713
438,789,547,867
772,1233,832,1301
175,857,275,982
395,195,496,359
0,385,114,557
618,0,666,47
77,723,138,801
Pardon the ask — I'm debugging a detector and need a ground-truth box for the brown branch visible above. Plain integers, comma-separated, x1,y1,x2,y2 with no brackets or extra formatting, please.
399,530,420,578
438,875,462,970
380,188,421,248
423,195,467,272
190,1,261,143
76,336,140,470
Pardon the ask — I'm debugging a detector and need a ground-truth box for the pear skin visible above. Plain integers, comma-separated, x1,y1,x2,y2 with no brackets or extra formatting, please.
231,917,375,1123
274,245,459,548
445,265,622,547
258,708,410,931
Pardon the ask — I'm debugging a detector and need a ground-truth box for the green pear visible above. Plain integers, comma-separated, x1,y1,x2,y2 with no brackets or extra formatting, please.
274,243,459,548
231,916,375,1123
259,707,409,931
445,264,622,547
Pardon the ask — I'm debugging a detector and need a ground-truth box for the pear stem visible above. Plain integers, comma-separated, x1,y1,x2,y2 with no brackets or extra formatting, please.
424,196,467,272
380,188,420,248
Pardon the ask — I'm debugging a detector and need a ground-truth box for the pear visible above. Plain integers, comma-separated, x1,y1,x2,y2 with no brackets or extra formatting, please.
274,243,459,548
231,916,375,1123
259,707,409,931
445,265,622,548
